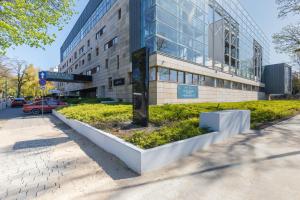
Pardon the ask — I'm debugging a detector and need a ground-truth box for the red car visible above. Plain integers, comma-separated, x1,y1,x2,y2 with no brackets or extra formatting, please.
23,100,68,114
11,98,27,107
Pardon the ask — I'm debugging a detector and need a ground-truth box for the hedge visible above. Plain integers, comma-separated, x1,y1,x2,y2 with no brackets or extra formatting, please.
58,100,300,149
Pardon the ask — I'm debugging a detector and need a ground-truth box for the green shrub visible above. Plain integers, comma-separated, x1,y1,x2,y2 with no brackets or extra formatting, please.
62,97,115,105
58,100,300,149
126,118,208,149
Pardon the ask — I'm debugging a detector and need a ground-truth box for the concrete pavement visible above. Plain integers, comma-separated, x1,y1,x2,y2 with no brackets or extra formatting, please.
0,108,300,200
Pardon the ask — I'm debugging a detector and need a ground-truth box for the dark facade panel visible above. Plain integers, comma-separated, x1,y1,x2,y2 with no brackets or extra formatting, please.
44,71,92,83
264,63,292,94
129,0,141,54
60,0,103,61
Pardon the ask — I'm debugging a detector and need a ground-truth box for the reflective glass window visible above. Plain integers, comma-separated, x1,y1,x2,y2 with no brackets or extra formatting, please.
170,70,177,82
158,67,169,81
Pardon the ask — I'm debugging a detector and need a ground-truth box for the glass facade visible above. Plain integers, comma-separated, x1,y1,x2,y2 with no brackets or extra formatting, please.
62,0,118,60
153,66,261,91
141,0,270,82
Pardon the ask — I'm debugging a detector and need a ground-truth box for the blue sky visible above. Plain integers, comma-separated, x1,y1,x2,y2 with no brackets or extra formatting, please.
6,0,299,70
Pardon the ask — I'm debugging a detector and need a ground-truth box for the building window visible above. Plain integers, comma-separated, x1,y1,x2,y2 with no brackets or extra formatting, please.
96,65,100,72
150,67,157,81
244,84,252,91
74,52,77,59
96,47,99,56
105,58,109,69
82,59,85,65
87,39,90,47
86,70,92,76
104,37,118,51
69,58,72,63
118,9,121,20
88,53,91,61
117,55,120,69
185,73,193,85
199,75,205,85
158,67,169,81
224,80,231,89
91,67,97,74
96,26,106,40
192,74,199,85
178,71,185,84
170,69,177,82
203,76,215,87
79,46,84,54
216,79,225,88
232,82,243,90
108,77,113,89
75,64,78,69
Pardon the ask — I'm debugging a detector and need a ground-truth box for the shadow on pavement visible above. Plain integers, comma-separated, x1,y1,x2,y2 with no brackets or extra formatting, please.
47,115,138,180
0,108,52,121
3,108,137,180
13,137,70,150
89,149,300,195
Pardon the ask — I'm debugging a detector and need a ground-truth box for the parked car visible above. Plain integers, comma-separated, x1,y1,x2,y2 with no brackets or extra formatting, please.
23,100,68,114
11,98,27,108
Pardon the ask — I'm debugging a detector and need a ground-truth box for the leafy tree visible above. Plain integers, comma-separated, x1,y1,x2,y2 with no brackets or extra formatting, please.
273,0,300,61
0,56,11,98
22,65,38,97
292,75,300,94
0,0,75,55
21,65,55,97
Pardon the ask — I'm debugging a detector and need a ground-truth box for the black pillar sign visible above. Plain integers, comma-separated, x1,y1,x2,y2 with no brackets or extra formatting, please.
132,47,149,127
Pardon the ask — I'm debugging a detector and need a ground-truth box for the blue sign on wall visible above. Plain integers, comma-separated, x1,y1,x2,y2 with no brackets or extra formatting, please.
177,85,199,99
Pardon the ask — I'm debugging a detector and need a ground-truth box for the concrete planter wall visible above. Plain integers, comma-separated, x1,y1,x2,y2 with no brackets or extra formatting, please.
53,110,250,174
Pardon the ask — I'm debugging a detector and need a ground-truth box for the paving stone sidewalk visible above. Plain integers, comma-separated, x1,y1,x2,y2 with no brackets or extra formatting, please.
0,108,300,200
0,108,136,200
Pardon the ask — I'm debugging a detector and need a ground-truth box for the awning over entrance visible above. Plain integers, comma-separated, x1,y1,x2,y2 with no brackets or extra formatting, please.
41,71,92,83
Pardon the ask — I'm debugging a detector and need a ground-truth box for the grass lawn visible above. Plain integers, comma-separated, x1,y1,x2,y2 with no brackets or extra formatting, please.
57,100,300,149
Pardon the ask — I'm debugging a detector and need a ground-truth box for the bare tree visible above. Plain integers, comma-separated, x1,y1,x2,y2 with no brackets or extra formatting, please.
276,0,300,18
273,24,300,55
273,0,300,70
0,56,11,77
10,59,29,98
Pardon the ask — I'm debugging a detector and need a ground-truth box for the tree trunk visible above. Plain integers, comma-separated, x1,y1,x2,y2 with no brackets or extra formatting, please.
17,83,22,98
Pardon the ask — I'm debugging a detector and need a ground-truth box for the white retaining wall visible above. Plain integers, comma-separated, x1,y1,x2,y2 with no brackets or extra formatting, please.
53,110,250,174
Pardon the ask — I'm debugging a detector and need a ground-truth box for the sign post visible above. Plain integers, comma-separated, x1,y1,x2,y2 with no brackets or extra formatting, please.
41,86,45,118
132,47,149,127
39,71,47,117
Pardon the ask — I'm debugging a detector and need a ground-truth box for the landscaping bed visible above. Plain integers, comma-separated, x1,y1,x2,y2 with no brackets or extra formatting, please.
57,100,300,149
61,97,117,105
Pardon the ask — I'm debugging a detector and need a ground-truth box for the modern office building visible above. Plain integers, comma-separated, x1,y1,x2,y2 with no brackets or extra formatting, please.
58,0,270,104
263,63,292,95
